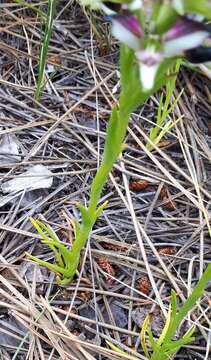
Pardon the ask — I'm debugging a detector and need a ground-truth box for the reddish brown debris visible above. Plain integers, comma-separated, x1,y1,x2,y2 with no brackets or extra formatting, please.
160,186,168,199
47,55,61,65
78,291,92,302
137,276,151,296
160,186,177,210
98,257,115,285
102,242,128,252
158,247,177,256
164,197,177,210
157,140,178,149
129,180,149,191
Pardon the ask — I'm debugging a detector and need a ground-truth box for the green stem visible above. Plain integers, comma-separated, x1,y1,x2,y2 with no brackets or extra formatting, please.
69,110,131,276
88,109,130,211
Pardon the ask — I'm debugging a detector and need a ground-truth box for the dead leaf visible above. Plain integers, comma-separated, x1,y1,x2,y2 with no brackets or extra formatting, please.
1,165,53,193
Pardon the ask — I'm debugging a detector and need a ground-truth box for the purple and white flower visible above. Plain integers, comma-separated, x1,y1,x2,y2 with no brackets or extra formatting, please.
102,3,211,90
163,18,211,57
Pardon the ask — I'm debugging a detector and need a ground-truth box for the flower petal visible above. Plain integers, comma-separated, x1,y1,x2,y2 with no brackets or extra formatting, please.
129,0,143,11
164,17,211,56
112,15,143,50
185,46,211,63
101,0,143,14
113,14,143,37
165,17,210,41
139,63,159,91
136,48,163,65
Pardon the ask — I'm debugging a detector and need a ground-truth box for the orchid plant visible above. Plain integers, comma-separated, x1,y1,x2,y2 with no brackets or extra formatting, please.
107,264,211,360
29,0,211,287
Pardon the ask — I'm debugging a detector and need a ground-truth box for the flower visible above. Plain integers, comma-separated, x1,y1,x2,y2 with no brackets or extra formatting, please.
185,46,211,64
101,0,143,12
163,17,211,57
101,2,211,90
112,14,143,50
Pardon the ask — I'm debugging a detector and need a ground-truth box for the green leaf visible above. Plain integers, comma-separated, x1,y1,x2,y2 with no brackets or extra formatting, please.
94,200,108,220
171,289,178,319
30,217,64,267
106,341,127,355
164,334,195,355
35,0,57,101
147,327,158,352
26,253,66,274
39,238,73,266
141,315,151,358
73,218,79,240
155,4,178,34
165,264,211,342
77,203,92,227
146,59,181,151
37,220,60,243
183,325,196,340
182,0,211,19
157,304,172,346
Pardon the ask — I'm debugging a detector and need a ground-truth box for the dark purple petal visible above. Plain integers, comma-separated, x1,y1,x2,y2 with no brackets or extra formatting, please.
103,1,122,13
185,46,211,63
113,14,143,38
164,17,211,41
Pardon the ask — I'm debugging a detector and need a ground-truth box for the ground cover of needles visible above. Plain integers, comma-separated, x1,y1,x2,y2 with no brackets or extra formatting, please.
0,2,210,360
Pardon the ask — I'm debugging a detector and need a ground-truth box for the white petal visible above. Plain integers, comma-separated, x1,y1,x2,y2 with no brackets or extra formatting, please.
164,31,208,56
129,0,143,11
139,63,159,91
112,20,140,50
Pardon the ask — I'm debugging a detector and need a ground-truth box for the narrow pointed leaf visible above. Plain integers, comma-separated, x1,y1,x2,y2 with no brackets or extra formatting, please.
26,253,66,274
30,217,64,267
40,239,73,265
171,289,178,319
157,304,172,346
77,203,92,226
141,314,151,358
106,341,127,355
94,200,108,220
73,218,79,240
